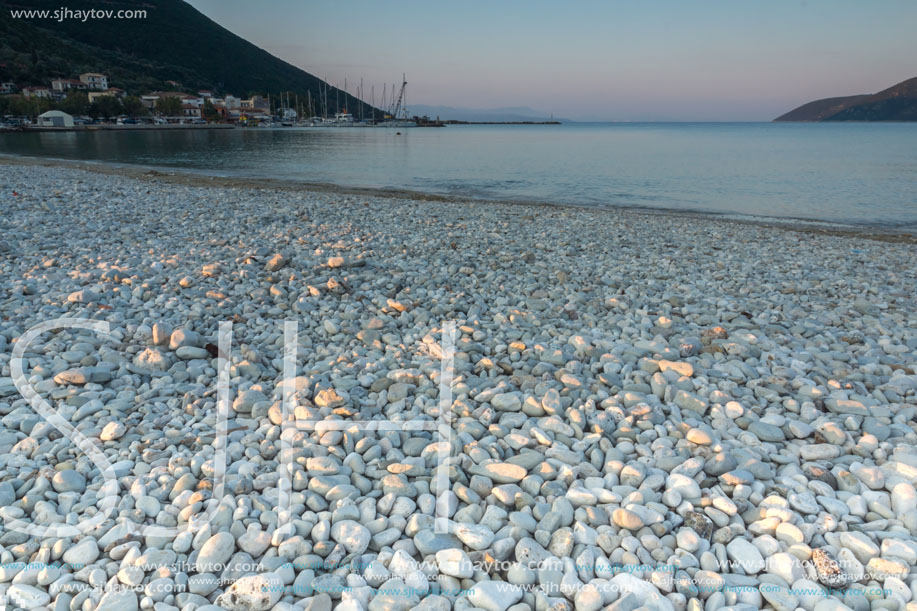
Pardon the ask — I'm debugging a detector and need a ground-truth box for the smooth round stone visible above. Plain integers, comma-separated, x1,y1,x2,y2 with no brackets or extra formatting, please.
62,538,99,567
330,520,371,554
414,530,462,555
693,570,725,600
96,588,139,611
891,482,917,515
136,495,161,517
7,584,51,609
238,526,272,557
612,508,645,531
467,580,524,611
705,452,738,476
760,584,798,611
725,538,765,574
676,529,702,553
52,469,86,493
687,428,713,445
176,345,210,360
749,421,785,442
720,470,754,486
363,560,391,588
367,578,418,611
667,474,702,499
100,421,127,441
453,523,495,550
169,328,202,349
477,462,527,483
436,548,474,578
196,532,236,572
788,492,820,515
491,393,522,411
791,578,828,609
189,574,221,596
766,552,805,584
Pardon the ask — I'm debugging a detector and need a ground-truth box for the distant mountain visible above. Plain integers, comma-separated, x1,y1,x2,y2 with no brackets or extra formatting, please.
775,77,917,121
410,105,567,122
0,0,376,116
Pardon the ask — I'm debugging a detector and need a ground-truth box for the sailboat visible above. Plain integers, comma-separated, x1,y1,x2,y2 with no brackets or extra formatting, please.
383,75,417,128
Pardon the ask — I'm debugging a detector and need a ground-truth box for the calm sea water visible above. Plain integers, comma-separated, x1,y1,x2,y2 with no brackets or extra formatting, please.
2,123,916,228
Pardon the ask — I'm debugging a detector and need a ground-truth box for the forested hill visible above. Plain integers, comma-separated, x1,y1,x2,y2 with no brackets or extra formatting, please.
775,77,917,122
0,0,375,115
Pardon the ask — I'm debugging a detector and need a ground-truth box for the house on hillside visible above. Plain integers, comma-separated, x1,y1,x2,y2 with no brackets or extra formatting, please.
182,104,201,118
51,78,88,93
219,95,240,109
142,91,199,109
22,86,51,99
0,82,16,94
88,88,126,103
241,95,267,109
79,73,109,90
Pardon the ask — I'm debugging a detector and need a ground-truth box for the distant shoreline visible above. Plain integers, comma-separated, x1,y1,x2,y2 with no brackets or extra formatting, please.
441,120,562,125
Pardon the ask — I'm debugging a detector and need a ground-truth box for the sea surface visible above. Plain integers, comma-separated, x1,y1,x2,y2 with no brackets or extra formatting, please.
2,122,916,228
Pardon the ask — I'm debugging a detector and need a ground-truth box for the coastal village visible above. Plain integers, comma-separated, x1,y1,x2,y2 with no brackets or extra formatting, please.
1,72,290,128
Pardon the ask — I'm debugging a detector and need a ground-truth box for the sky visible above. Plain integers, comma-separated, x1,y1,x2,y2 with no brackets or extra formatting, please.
186,0,917,121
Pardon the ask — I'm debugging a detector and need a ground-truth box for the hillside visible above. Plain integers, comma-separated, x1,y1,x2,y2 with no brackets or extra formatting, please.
0,0,376,116
775,77,917,121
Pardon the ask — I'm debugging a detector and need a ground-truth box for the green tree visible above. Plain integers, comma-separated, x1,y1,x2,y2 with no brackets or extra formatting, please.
90,95,123,119
154,96,182,117
5,95,32,117
202,99,218,121
59,91,90,116
122,96,147,117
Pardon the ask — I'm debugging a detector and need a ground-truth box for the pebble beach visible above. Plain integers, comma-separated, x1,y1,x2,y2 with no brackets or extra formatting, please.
1,160,916,611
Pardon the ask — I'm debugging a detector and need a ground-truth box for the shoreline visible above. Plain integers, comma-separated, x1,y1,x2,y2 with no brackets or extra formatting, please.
11,123,236,132
1,152,914,244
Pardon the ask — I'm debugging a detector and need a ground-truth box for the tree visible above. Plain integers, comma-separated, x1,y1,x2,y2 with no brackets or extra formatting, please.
59,92,89,116
5,95,32,117
89,95,123,119
122,96,147,117
154,96,182,117
202,99,218,121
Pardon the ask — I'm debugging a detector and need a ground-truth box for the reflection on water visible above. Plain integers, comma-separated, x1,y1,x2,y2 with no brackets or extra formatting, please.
2,123,916,227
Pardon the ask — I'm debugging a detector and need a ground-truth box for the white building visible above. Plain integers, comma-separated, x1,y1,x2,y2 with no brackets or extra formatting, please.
220,95,240,108
37,110,74,127
22,86,51,99
79,73,109,90
51,79,87,93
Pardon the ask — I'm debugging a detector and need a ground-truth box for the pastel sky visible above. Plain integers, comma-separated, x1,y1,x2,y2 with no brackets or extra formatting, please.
186,0,917,121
